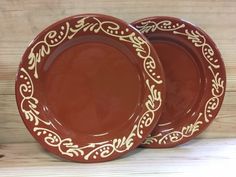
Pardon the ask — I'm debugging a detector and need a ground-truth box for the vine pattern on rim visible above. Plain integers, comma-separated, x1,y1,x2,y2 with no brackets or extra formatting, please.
135,20,225,145
18,16,163,160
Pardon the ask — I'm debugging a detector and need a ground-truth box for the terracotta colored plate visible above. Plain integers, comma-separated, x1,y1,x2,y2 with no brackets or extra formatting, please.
15,14,165,162
131,16,226,148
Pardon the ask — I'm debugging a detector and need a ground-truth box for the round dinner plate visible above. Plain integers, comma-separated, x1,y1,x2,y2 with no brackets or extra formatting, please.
15,14,165,162
132,16,226,147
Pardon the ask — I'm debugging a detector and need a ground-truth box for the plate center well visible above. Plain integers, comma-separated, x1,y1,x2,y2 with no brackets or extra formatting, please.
151,39,204,126
41,39,142,136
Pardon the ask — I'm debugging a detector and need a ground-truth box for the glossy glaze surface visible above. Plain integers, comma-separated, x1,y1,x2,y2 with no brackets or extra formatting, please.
15,14,165,162
42,42,141,136
152,40,203,126
132,16,226,147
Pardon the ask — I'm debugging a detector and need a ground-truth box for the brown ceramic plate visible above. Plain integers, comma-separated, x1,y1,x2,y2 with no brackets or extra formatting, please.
15,14,165,162
132,16,226,148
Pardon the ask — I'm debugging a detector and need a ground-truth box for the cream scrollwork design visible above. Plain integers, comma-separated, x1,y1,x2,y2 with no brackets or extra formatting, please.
145,113,203,145
28,22,70,78
135,20,185,33
34,127,85,157
133,37,163,85
135,20,219,69
69,17,126,39
68,17,100,39
173,29,224,124
19,68,54,127
33,125,137,160
173,30,220,69
84,125,137,160
204,66,225,122
137,80,162,138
